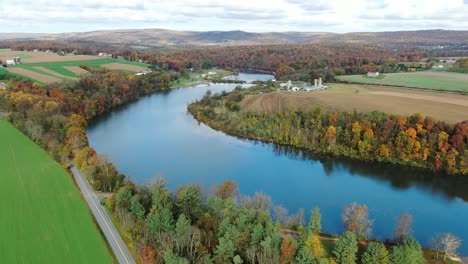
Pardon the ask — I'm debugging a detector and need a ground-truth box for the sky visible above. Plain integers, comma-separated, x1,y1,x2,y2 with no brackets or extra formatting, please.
0,0,467,33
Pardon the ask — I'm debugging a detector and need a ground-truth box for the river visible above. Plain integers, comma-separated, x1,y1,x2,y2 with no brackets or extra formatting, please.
87,73,468,255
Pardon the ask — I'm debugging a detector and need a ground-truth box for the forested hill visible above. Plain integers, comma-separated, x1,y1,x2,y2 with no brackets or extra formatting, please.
0,29,467,48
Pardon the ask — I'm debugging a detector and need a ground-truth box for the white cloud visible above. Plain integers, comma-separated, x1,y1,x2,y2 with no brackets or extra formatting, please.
0,0,467,33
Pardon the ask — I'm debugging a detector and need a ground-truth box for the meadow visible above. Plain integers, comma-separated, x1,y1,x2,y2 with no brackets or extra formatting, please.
0,120,113,264
336,71,468,92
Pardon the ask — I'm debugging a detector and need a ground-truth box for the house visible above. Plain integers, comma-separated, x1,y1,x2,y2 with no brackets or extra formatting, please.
0,82,7,90
367,71,380,77
6,59,15,65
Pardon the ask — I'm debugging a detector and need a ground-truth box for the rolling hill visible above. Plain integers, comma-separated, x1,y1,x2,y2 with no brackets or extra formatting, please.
1,29,467,48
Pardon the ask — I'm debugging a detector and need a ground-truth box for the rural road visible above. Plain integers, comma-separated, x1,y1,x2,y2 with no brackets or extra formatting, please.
70,165,136,264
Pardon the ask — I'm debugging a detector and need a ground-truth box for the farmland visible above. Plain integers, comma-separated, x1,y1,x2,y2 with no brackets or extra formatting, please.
336,71,468,92
241,83,468,124
1,49,149,83
0,120,113,264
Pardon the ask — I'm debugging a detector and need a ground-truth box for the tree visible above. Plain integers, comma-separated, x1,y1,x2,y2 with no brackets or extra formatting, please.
342,202,373,239
361,242,389,264
305,235,325,259
140,244,156,264
309,207,322,234
274,205,288,224
390,237,425,264
333,231,358,264
280,237,296,264
130,194,145,220
433,233,462,260
115,185,133,210
233,255,243,264
176,184,202,222
394,213,413,242
214,180,239,199
215,235,235,263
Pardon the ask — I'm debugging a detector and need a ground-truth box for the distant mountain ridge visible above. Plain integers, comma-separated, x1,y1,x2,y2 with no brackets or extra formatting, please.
0,29,467,48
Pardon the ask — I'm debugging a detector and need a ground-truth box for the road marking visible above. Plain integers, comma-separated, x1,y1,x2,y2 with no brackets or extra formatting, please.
72,167,133,264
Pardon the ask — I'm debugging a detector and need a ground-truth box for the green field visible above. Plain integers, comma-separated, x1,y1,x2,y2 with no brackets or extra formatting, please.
0,120,113,264
16,59,148,77
337,71,468,92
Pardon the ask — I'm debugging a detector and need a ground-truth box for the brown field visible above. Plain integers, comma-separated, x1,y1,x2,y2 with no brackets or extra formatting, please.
0,50,101,63
64,66,89,75
241,84,468,124
100,63,147,72
6,68,61,83
33,66,78,81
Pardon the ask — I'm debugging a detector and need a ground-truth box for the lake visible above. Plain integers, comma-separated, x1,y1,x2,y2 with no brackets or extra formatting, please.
87,73,468,255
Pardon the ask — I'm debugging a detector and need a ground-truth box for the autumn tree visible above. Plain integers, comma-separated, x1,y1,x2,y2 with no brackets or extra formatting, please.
214,180,239,199
342,202,373,239
305,235,325,259
280,237,296,264
394,213,413,242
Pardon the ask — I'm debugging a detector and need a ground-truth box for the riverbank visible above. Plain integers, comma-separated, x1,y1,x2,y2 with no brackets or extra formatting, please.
188,86,466,176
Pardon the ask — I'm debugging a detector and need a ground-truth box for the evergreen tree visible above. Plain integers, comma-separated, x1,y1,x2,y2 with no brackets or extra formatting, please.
361,242,390,264
390,237,425,264
309,207,322,234
130,195,145,220
333,231,358,264
215,235,235,263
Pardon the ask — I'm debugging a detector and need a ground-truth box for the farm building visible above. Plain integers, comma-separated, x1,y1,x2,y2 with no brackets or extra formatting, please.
6,57,21,65
98,52,112,57
367,71,380,77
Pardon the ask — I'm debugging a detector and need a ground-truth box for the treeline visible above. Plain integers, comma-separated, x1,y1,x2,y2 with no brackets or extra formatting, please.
109,179,459,263
0,69,178,191
188,88,467,175
2,40,137,58
142,44,426,82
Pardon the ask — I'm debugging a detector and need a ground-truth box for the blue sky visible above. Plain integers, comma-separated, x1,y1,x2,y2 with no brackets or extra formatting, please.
1,0,467,33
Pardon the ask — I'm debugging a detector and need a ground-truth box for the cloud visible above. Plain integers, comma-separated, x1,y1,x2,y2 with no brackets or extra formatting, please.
0,0,467,33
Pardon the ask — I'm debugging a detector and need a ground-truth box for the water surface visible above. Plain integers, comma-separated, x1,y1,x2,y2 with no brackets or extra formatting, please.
88,73,468,255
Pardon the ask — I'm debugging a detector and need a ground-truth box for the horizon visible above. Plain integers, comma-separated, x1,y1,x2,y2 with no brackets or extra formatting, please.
1,0,467,34
0,27,466,35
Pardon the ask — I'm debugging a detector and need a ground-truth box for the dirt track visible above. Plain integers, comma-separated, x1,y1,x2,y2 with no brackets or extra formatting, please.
6,68,61,83
241,84,468,124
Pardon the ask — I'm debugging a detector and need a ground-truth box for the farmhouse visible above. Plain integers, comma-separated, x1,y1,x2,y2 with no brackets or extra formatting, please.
367,71,380,77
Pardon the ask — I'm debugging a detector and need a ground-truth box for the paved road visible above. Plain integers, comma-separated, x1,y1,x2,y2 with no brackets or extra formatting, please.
70,165,136,264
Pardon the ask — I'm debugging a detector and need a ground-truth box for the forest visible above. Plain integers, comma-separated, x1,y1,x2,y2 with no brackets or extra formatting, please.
0,68,179,191
188,87,467,176
105,178,461,264
143,44,426,82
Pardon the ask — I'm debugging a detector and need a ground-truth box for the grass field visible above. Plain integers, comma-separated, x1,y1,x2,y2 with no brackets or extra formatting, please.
241,83,468,124
336,71,468,92
0,120,113,263
1,49,149,83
